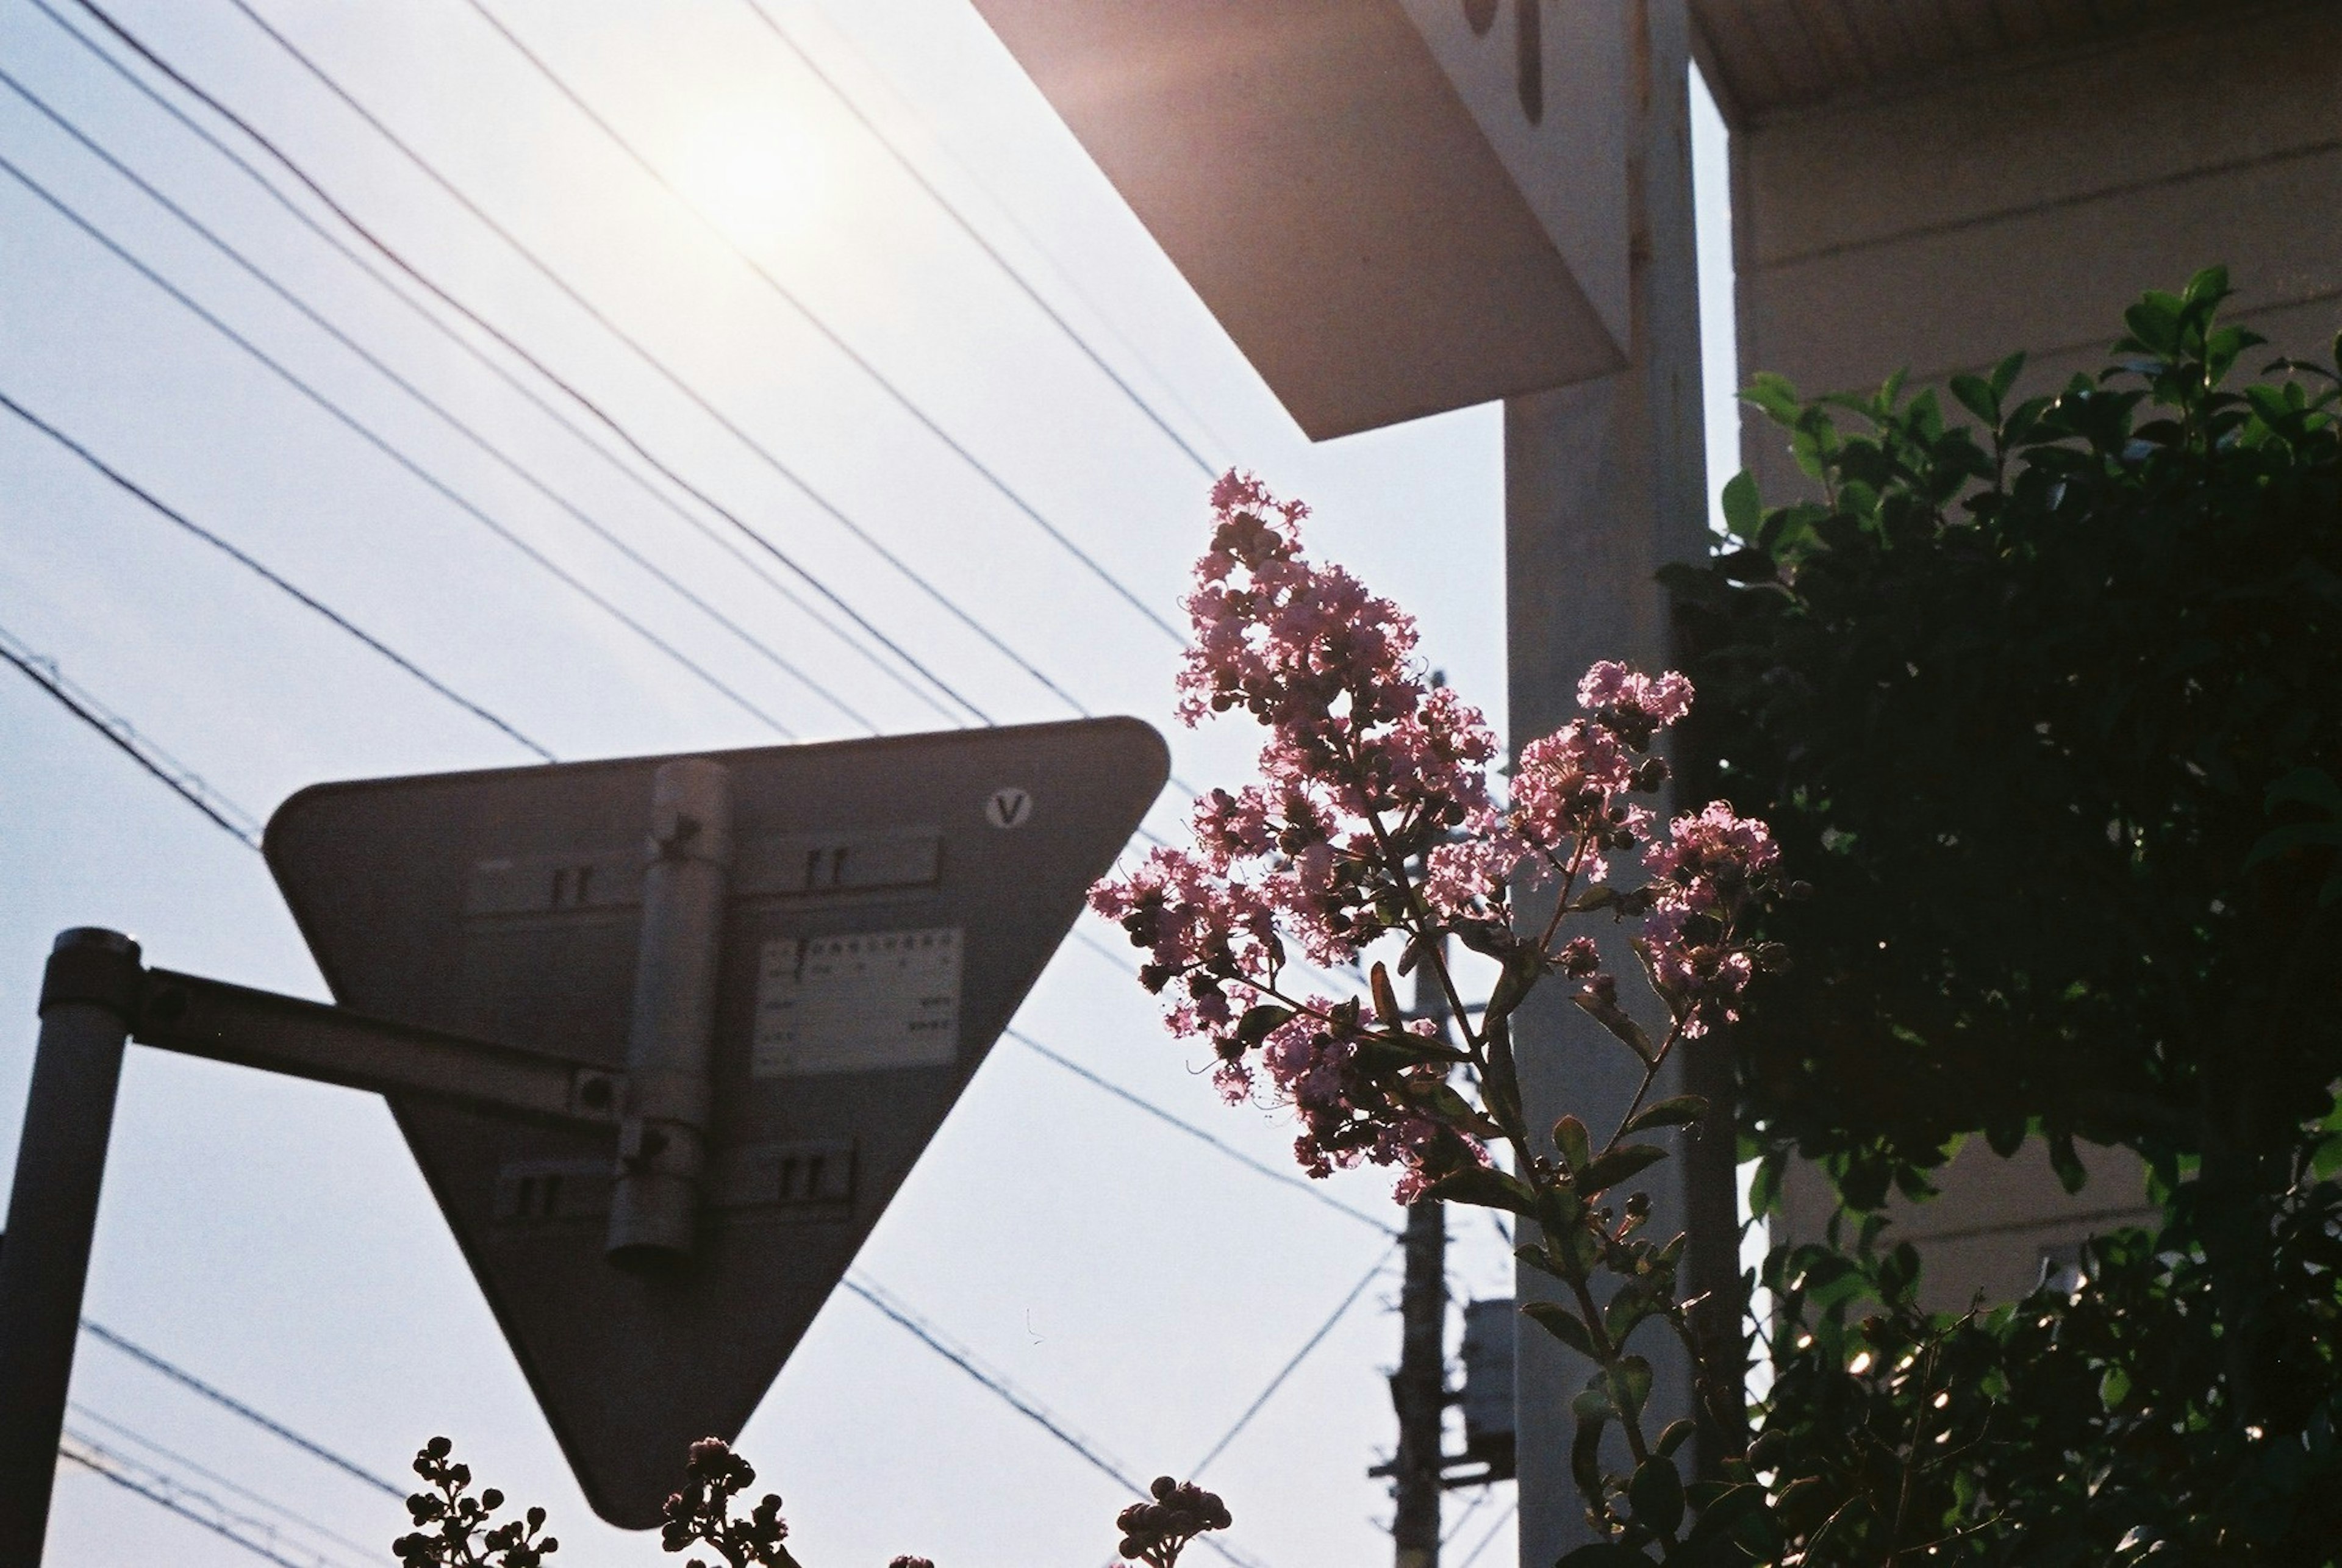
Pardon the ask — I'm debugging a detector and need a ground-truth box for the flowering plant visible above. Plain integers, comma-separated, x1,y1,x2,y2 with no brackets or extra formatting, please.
1092,474,1784,1558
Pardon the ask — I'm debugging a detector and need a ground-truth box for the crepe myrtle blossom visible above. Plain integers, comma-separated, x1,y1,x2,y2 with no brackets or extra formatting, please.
1092,473,1780,1201
1114,1477,1232,1568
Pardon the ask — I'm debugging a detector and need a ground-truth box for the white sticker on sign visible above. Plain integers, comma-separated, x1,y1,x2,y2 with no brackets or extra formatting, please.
752,928,962,1078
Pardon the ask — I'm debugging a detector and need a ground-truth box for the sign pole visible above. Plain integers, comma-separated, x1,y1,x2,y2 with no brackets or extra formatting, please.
0,927,143,1568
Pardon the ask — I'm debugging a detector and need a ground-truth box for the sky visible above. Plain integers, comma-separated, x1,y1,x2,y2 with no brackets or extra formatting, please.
0,3,1739,1564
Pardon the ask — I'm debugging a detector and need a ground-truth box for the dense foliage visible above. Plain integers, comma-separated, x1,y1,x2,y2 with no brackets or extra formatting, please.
1668,270,2342,1562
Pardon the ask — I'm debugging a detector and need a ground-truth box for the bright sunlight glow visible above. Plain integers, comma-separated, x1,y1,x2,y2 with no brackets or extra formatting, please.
671,102,831,251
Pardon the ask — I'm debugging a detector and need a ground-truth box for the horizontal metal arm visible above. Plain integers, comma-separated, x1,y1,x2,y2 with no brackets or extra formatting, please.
132,969,624,1127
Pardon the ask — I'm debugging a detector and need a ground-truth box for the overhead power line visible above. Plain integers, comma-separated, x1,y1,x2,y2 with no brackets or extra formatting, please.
47,0,1251,839
1009,1029,1399,1240
24,0,961,731
841,1276,1268,1568
1191,1242,1398,1480
0,618,262,847
456,0,1187,645
1455,1500,1518,1568
0,149,798,739
81,1320,406,1498
0,387,553,761
0,66,862,736
70,1403,383,1562
786,0,1239,469
733,0,1222,481
65,0,1072,723
59,1436,363,1568
221,0,1109,707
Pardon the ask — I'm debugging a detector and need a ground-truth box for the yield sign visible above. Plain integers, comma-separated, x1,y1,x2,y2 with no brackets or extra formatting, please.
262,718,1167,1527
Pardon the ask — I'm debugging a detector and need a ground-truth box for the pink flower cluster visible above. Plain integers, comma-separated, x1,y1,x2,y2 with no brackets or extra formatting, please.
1094,473,1778,1196
1635,801,1780,1037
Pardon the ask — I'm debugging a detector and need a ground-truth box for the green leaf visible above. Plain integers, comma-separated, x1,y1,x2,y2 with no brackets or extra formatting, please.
1624,1095,1710,1134
1483,946,1543,1027
1719,471,1762,538
1556,1547,1649,1567
1609,1357,1654,1423
1516,1242,1569,1283
1739,372,1803,424
2100,1366,2132,1409
2048,1130,2088,1196
1569,1417,1611,1510
1424,1164,1538,1215
2244,820,2342,870
1628,1457,1686,1538
1234,1004,1294,1047
1572,991,1655,1061
2184,263,2232,309
1369,961,1400,1026
1572,1386,1616,1422
1604,1287,1655,1345
1524,1300,1597,1358
1655,1419,1696,1459
1949,373,1998,428
1685,1482,1772,1548
2265,766,2342,815
1989,350,2027,403
1553,1115,1594,1173
1536,1186,1588,1237
1577,1143,1669,1195
2122,291,2184,355
1747,1153,1785,1220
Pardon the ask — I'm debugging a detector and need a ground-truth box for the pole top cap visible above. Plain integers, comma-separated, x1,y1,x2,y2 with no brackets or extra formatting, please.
40,928,144,1018
52,927,139,958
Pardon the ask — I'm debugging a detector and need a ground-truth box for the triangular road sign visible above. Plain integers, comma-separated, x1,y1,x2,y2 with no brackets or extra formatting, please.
262,718,1167,1527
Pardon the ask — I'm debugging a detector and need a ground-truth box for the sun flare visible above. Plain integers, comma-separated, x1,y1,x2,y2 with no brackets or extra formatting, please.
671,102,829,250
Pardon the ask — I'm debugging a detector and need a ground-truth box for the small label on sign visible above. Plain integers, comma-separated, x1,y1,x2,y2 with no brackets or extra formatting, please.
986,787,1032,829
751,928,962,1077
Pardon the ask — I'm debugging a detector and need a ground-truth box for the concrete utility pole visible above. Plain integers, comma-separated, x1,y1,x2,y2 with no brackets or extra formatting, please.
1386,935,1456,1568
1505,4,1724,1559
1391,1198,1449,1568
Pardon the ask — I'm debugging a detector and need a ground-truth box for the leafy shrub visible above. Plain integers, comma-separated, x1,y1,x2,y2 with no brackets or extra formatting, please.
1669,268,2342,1563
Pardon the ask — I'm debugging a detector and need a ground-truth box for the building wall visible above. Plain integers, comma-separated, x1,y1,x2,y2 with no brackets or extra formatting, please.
1717,0,2341,1307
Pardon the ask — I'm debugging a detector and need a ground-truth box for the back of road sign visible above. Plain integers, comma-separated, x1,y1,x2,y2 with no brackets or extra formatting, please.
263,719,1168,1527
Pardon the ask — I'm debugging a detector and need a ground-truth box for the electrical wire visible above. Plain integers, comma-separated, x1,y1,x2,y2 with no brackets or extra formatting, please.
1008,1028,1400,1240
21,0,951,729
70,0,1091,723
0,149,800,739
59,0,1002,726
1440,1484,1491,1546
70,1403,384,1561
457,0,1189,645
790,0,1239,471
229,0,1107,709
0,619,262,846
1454,1498,1517,1568
51,0,1263,835
80,1320,406,1498
0,67,864,736
0,387,554,761
58,1437,362,1568
840,1276,1270,1568
1189,1242,1398,1479
732,0,1222,481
